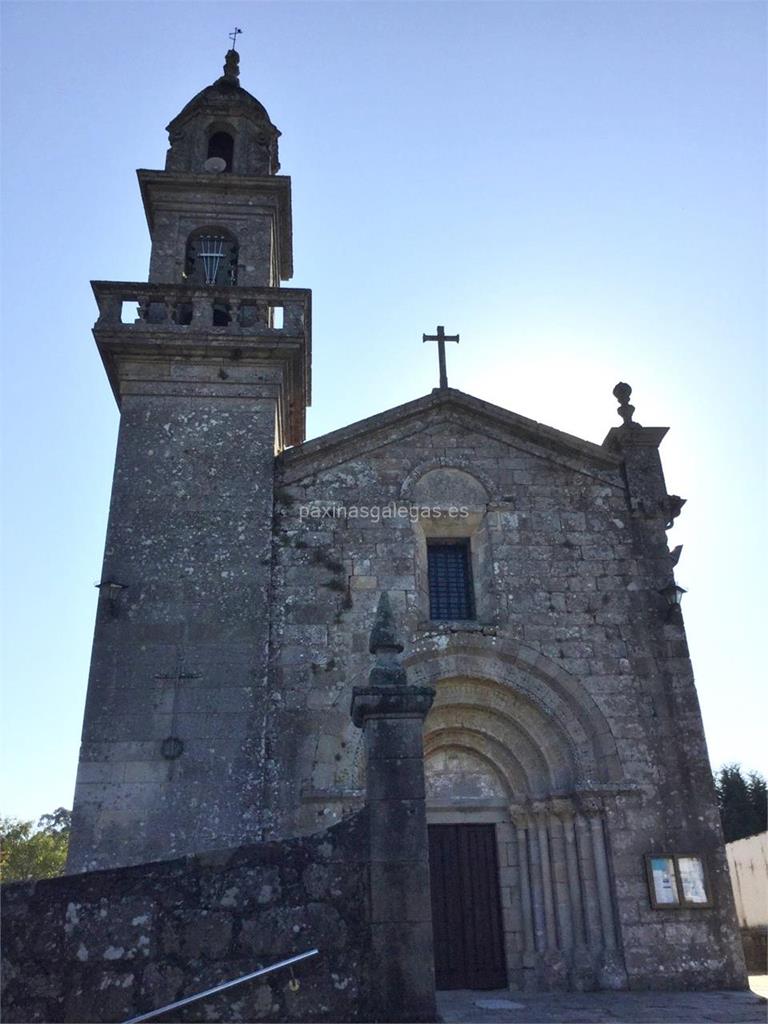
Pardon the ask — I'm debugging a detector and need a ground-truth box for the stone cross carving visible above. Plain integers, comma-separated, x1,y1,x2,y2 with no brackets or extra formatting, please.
154,652,200,767
423,324,459,390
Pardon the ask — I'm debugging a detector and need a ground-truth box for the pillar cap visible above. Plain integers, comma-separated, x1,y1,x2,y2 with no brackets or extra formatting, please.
351,685,435,728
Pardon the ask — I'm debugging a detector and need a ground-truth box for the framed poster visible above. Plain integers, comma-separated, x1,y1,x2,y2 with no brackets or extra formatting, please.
644,853,711,909
677,856,711,907
646,855,680,907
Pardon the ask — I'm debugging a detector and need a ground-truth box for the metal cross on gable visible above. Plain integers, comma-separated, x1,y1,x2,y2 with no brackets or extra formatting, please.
229,26,242,50
422,325,460,390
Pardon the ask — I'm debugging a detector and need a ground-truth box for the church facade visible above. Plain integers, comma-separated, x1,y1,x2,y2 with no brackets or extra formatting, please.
66,52,746,994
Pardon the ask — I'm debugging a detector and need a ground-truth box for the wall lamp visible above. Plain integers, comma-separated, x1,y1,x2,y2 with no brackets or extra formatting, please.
95,580,128,600
659,583,686,620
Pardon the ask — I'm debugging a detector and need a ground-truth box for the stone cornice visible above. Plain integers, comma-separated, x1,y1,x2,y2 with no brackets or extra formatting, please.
602,424,669,452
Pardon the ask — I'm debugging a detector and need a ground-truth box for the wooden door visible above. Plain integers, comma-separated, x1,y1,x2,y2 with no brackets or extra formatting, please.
428,823,507,990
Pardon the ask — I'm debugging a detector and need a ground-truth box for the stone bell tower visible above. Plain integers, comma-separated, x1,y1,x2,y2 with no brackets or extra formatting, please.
67,50,311,872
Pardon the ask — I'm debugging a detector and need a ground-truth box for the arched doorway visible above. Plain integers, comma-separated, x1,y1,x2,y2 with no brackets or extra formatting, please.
411,641,628,993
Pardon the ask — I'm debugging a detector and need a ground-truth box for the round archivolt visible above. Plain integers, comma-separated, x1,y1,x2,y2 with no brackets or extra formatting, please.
204,156,227,173
400,459,498,504
160,736,184,760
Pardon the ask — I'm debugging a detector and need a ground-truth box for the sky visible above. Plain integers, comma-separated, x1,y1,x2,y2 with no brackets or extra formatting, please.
1,0,765,822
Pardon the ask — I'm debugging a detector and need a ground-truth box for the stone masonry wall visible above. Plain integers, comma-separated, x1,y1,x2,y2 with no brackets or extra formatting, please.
67,391,279,874
2,813,370,1024
267,406,648,833
261,393,745,990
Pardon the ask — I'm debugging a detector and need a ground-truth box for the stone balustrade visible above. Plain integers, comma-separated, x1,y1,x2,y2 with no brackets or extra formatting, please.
91,281,310,335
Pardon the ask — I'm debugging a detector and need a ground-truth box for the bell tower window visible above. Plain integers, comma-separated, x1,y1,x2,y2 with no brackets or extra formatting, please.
207,131,234,171
184,229,238,286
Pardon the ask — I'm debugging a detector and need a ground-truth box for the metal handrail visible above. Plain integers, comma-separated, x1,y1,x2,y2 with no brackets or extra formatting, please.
122,948,319,1024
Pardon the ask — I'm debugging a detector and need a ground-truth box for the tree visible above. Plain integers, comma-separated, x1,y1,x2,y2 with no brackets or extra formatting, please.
714,765,767,843
0,807,71,882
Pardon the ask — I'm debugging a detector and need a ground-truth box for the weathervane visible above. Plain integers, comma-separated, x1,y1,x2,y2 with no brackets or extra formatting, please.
423,325,460,390
229,26,242,50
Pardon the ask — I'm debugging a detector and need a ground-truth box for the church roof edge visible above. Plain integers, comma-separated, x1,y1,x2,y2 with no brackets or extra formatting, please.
280,388,622,470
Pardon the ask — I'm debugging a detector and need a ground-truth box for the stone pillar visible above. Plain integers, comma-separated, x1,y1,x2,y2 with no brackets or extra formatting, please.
512,809,538,991
533,802,567,990
497,820,523,987
547,805,573,953
557,803,586,946
351,593,436,1023
533,805,558,950
574,812,602,955
580,797,627,990
526,814,548,954
557,801,596,991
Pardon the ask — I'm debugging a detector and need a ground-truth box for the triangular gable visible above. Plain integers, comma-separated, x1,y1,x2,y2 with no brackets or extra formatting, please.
279,388,621,486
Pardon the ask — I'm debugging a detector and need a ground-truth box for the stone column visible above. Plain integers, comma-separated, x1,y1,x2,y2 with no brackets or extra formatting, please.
533,802,567,990
511,808,538,991
547,803,573,953
532,804,558,949
556,800,596,991
526,812,548,954
574,811,602,954
580,796,627,990
351,593,436,1023
513,811,536,955
589,816,617,952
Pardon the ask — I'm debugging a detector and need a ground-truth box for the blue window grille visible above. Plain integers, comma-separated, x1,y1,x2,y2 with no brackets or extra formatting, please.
428,540,475,621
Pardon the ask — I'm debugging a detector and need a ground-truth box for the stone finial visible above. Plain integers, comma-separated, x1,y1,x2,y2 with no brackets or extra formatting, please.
223,48,240,82
613,381,637,427
368,593,407,687
369,592,403,654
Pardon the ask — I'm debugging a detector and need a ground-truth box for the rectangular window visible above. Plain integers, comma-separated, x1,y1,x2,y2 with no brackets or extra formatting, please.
427,539,475,621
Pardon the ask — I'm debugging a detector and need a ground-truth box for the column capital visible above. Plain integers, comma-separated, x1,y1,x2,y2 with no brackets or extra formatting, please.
351,685,435,728
549,797,576,821
576,793,604,817
530,800,551,823
509,803,530,828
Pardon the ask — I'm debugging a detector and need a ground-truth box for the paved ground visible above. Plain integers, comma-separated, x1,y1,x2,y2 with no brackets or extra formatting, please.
436,986,766,1023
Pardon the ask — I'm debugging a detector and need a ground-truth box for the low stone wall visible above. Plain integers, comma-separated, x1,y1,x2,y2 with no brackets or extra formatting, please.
1,812,370,1024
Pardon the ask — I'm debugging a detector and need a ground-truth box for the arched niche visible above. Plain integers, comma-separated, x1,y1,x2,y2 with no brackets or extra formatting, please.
409,466,489,511
183,226,239,287
206,126,235,171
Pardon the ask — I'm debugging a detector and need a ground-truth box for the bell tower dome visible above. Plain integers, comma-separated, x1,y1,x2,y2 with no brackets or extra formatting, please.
164,49,281,176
